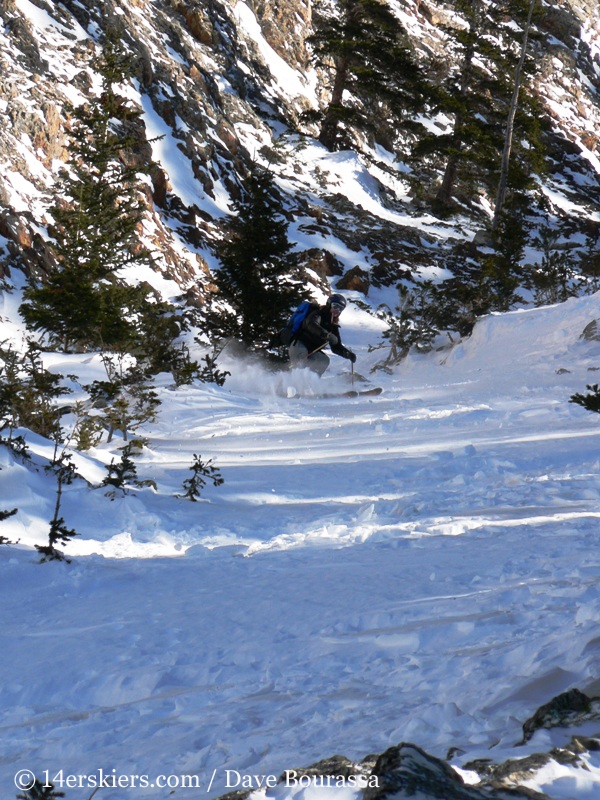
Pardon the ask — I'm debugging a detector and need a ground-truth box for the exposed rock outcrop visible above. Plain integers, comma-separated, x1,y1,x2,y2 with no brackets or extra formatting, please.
213,689,600,800
519,688,600,744
364,743,541,800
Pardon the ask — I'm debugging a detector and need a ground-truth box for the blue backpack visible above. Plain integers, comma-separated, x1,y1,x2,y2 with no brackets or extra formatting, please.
279,301,314,346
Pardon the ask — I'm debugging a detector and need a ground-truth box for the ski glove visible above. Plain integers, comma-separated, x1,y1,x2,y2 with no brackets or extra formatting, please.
328,332,339,346
348,351,357,364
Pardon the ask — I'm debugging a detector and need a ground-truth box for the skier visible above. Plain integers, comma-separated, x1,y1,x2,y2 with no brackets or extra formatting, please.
288,294,357,376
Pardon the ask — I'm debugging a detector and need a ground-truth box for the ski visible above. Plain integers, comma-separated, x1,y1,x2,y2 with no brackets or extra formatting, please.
285,387,383,399
336,387,383,398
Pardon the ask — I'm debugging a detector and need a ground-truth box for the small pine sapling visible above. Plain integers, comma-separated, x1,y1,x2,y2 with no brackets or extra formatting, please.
0,433,20,543
101,445,139,497
170,347,231,388
179,454,224,501
37,449,79,562
480,206,528,312
100,441,156,498
0,505,18,545
0,340,69,442
576,231,600,295
71,401,104,451
86,354,160,443
197,354,230,387
0,432,30,461
531,224,576,306
17,777,65,800
36,515,78,563
570,385,600,415
370,284,440,371
0,342,83,560
0,459,18,534
168,343,199,386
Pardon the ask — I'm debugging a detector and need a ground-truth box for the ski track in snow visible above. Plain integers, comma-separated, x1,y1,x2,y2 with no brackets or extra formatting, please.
2,298,600,799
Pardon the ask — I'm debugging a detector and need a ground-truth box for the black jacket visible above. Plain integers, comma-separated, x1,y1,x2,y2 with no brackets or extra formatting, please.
297,304,354,360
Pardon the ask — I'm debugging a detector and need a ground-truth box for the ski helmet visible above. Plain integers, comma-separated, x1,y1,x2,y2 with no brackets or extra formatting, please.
327,293,347,312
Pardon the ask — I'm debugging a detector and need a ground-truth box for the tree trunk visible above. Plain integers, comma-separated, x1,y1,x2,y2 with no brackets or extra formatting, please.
318,55,350,151
492,0,535,230
435,32,475,208
435,124,463,208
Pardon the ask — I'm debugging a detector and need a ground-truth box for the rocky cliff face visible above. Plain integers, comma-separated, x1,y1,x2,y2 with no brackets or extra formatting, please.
535,1,600,203
0,0,599,299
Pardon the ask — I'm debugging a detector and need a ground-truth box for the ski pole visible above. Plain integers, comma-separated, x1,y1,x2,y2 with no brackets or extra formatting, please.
307,342,328,358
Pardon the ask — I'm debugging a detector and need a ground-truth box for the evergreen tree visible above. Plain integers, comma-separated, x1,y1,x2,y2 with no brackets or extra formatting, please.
100,441,156,497
101,448,139,496
577,229,600,295
202,165,304,350
17,778,64,800
531,222,577,305
86,354,161,443
492,0,538,227
0,478,17,543
36,448,79,563
178,454,224,501
426,248,497,336
307,0,426,151
570,385,600,415
371,283,440,370
0,508,17,523
480,196,529,310
0,340,69,441
196,354,230,386
20,32,183,367
414,0,545,211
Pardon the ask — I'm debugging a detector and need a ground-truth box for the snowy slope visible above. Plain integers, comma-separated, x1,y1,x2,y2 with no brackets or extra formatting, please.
3,292,600,799
3,3,600,796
